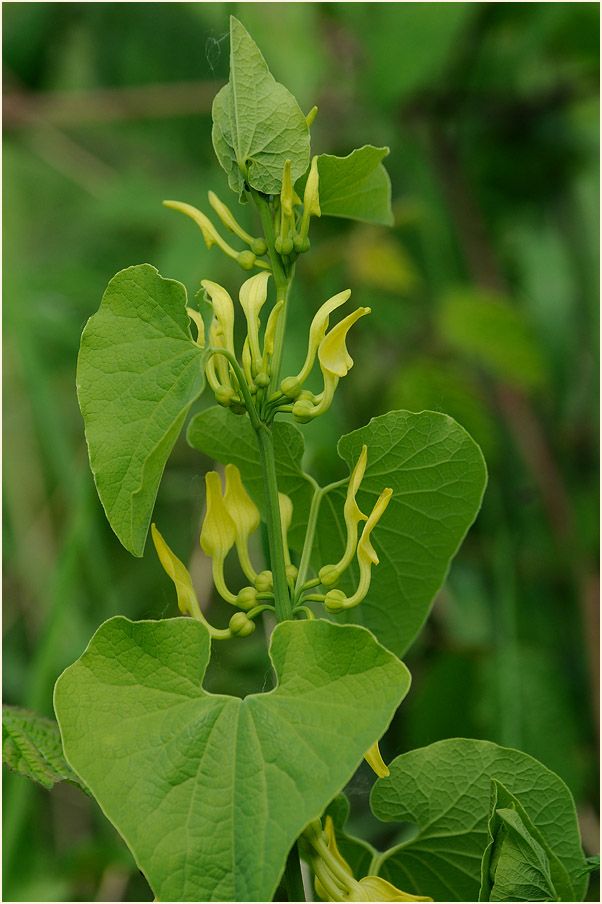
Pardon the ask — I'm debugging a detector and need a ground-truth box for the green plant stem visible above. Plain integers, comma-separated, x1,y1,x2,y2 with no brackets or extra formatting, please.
283,841,306,902
294,477,348,601
256,423,292,622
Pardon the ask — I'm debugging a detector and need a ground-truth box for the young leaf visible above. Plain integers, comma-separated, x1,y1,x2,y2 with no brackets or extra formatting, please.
370,739,588,902
187,405,314,549
212,16,310,198
296,146,394,225
77,264,208,556
328,410,487,656
2,704,88,795
479,783,571,901
480,779,574,902
54,617,410,903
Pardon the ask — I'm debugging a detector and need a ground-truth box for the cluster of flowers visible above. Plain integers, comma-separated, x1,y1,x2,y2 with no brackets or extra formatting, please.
302,811,433,902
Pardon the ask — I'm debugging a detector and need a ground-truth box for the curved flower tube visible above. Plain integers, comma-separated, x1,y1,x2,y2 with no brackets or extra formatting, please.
319,445,368,588
307,816,433,903
239,272,271,373
151,524,231,639
363,740,389,779
296,306,370,421
281,290,351,398
324,487,393,613
223,463,260,583
200,471,238,605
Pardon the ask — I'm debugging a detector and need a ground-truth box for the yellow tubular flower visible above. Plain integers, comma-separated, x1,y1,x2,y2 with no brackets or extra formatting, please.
208,190,255,244
150,525,231,639
208,319,233,392
223,464,260,583
281,291,351,399
241,336,253,387
313,816,433,903
239,272,271,372
309,307,371,418
364,741,389,778
163,200,238,258
202,281,236,357
319,445,368,587
299,155,321,239
261,299,284,373
200,471,238,605
278,492,294,568
280,159,295,219
186,307,205,347
342,487,393,609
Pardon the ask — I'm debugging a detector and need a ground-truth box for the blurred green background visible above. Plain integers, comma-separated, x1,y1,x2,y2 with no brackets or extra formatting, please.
3,2,599,901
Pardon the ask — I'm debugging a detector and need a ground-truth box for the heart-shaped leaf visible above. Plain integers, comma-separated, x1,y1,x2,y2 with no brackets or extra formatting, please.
77,264,208,556
370,739,587,902
188,408,487,656
212,17,310,198
54,617,410,902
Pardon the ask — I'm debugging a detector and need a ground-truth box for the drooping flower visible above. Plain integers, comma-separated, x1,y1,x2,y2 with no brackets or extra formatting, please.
151,524,230,639
319,445,368,588
281,290,351,399
238,272,271,374
223,464,260,582
363,740,389,779
297,307,370,420
324,487,393,613
200,471,237,605
308,816,433,902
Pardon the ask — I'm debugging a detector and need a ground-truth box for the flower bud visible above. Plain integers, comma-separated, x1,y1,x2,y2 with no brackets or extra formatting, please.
251,237,268,256
318,564,341,588
292,398,316,423
255,570,273,592
229,612,256,637
255,372,270,388
324,589,348,614
215,386,236,407
236,586,257,612
280,376,301,399
237,250,256,270
286,564,299,584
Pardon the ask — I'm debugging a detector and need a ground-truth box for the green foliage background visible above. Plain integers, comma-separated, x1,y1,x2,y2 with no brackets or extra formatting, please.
3,2,599,901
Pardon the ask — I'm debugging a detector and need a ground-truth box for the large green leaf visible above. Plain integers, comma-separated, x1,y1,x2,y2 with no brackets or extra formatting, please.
370,739,587,902
212,16,310,197
2,704,88,795
77,264,208,556
297,146,393,225
187,406,314,549
330,410,487,655
480,780,573,902
188,408,487,656
54,617,410,902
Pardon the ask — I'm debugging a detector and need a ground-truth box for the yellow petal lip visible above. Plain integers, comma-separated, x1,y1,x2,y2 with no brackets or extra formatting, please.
223,464,260,540
364,740,389,778
356,876,434,902
151,524,197,617
358,487,393,567
200,471,236,559
319,307,371,378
